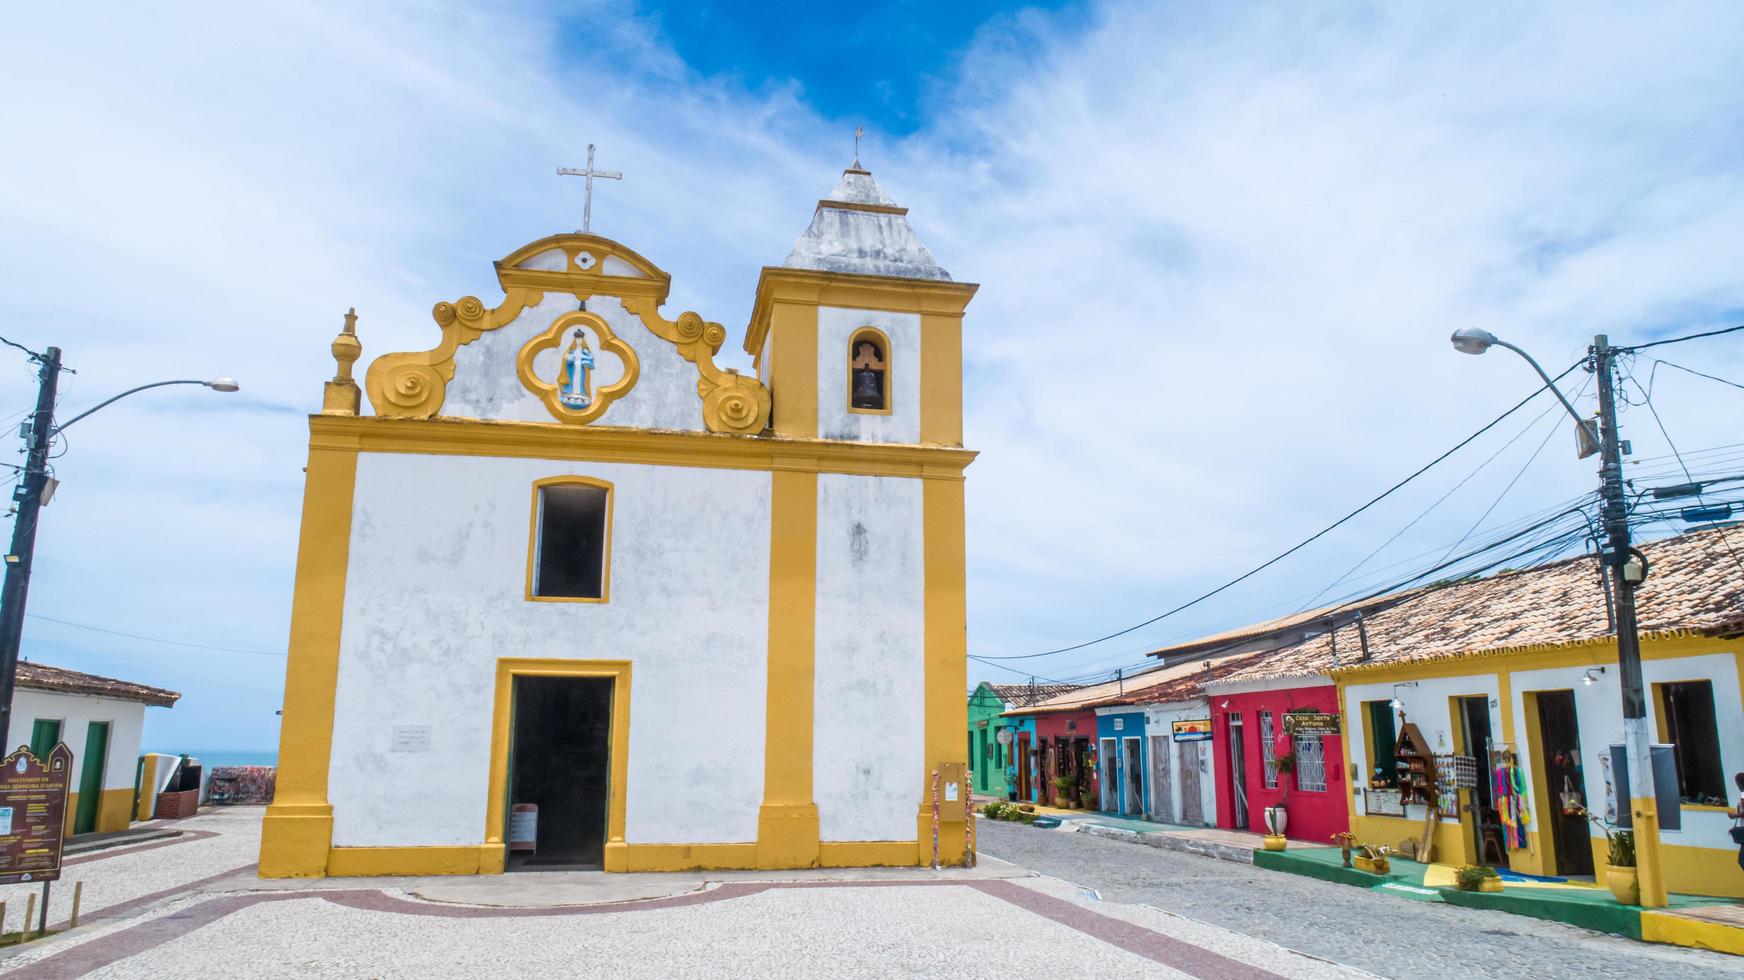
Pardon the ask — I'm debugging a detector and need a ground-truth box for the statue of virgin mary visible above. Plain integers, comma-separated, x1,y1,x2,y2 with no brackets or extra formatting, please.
558,328,595,409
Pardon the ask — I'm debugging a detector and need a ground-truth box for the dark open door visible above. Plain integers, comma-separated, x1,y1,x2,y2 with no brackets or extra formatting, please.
506,676,613,870
1537,691,1594,876
1228,715,1249,827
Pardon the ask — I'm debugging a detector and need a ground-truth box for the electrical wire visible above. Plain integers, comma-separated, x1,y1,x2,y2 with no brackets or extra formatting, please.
24,613,285,657
972,359,1585,662
0,335,46,362
1623,362,1744,577
1647,359,1744,394
1623,323,1744,352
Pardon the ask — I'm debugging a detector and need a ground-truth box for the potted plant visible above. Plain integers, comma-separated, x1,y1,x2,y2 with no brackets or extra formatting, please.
1331,832,1357,868
1053,776,1076,809
1079,787,1095,810
1353,843,1392,875
1455,864,1503,893
1601,826,1638,905
1263,751,1296,838
1578,809,1639,905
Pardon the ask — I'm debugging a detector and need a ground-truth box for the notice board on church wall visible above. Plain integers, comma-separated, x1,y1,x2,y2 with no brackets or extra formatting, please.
0,743,72,884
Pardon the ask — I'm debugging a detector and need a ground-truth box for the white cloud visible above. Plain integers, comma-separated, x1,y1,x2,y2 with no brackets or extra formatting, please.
1,1,1740,739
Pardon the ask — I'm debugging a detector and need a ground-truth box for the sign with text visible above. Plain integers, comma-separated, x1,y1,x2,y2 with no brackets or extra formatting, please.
0,743,71,884
1171,719,1213,742
1366,788,1405,816
1282,711,1340,736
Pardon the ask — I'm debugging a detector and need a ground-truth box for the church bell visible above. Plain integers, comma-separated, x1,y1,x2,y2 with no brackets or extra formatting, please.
851,367,883,409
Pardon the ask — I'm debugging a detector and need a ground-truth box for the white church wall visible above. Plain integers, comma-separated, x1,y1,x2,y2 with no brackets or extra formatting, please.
816,306,920,444
440,294,707,431
328,452,771,848
812,472,926,842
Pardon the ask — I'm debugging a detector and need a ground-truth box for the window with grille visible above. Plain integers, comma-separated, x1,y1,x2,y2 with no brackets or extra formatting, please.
1260,711,1278,788
1294,735,1327,792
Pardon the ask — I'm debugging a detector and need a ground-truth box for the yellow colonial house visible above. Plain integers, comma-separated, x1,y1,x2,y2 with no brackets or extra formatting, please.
261,163,977,877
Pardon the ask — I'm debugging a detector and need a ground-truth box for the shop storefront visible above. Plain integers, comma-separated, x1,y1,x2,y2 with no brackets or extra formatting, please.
1206,675,1347,842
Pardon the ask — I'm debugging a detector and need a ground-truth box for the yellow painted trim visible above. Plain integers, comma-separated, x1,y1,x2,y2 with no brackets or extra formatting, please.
484,658,632,875
757,466,820,868
135,755,159,821
97,787,133,834
523,476,613,604
1682,804,1731,813
919,311,964,446
619,843,760,872
365,286,546,418
514,311,641,425
845,326,893,416
63,792,78,837
746,267,978,360
1329,631,1736,680
1514,689,1556,875
328,846,487,877
1643,910,1744,956
308,415,975,482
260,439,359,877
918,477,969,865
767,299,819,438
820,841,922,867
617,297,772,435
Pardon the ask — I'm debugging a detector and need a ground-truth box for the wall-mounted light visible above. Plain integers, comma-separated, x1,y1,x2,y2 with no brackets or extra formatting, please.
1389,681,1419,710
1220,700,1230,709
1583,666,1607,686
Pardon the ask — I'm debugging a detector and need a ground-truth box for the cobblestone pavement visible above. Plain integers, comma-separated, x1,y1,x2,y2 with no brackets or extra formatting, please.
977,819,1744,979
0,808,1368,978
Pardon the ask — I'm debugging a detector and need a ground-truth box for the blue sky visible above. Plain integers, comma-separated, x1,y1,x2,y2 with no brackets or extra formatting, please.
1,1,1742,751
617,1,1082,135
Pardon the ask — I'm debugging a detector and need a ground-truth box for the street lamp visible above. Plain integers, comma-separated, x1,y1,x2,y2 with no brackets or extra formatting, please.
1451,328,1667,907
0,353,239,753
1450,328,1599,458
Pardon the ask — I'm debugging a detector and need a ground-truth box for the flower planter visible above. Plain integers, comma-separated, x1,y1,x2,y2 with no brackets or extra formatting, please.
1606,866,1640,905
1353,855,1390,875
1262,834,1287,851
1262,806,1288,836
1478,877,1504,893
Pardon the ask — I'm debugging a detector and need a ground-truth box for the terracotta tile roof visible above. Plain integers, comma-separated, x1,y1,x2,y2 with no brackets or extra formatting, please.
1141,591,1416,662
16,661,180,707
1003,652,1268,714
987,683,1085,708
1211,524,1744,685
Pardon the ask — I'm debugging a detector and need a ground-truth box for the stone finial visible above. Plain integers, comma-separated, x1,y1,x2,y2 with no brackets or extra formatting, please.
323,307,363,416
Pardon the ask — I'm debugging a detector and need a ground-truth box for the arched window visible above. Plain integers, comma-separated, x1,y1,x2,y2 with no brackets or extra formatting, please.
847,327,890,414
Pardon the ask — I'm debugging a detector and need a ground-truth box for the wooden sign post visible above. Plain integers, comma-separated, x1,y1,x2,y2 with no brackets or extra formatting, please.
0,743,73,935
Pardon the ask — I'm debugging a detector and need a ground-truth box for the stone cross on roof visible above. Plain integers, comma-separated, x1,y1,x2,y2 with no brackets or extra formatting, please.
556,144,623,234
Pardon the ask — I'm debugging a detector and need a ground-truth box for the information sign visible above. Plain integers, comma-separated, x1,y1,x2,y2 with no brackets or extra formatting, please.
1366,788,1404,816
0,744,72,885
1282,711,1340,736
1172,719,1213,742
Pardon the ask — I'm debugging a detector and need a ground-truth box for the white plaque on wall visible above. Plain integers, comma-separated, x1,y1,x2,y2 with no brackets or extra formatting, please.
390,725,433,753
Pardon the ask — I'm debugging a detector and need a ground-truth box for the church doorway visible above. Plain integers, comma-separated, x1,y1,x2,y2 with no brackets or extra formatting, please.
506,675,614,871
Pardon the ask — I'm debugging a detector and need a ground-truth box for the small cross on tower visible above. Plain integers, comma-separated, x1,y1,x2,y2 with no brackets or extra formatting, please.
556,144,623,234
853,126,864,169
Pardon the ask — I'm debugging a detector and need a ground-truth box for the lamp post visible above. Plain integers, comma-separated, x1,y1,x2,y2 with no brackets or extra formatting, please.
0,361,238,749
1451,327,1666,907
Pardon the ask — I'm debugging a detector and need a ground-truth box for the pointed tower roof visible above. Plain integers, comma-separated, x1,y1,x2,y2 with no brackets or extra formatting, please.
781,168,952,281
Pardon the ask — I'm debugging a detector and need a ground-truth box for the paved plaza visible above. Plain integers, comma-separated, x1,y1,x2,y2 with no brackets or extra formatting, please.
0,808,1738,977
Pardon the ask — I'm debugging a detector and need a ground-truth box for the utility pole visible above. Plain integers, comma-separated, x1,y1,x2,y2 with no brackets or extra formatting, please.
1592,334,1667,908
0,347,62,748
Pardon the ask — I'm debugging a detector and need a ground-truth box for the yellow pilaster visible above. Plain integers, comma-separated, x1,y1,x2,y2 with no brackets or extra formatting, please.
1635,794,1670,907
259,439,358,877
768,301,818,439
917,473,968,864
757,458,821,867
918,312,962,447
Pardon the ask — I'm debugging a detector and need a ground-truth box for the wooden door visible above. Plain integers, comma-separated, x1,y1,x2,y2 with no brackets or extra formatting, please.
1179,740,1204,825
1150,735,1174,823
75,722,109,835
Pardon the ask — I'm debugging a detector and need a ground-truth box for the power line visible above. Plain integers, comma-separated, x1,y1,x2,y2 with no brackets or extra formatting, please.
1624,363,1744,578
0,335,46,363
974,359,1584,661
1623,323,1744,352
1647,359,1744,394
24,613,284,657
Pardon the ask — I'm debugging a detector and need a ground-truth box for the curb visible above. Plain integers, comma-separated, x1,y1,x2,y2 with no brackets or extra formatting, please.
1074,823,1255,866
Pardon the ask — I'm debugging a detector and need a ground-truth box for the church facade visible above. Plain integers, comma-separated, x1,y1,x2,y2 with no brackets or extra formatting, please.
260,164,977,876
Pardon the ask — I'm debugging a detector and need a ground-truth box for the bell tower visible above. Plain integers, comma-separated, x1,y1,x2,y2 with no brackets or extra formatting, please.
746,165,976,445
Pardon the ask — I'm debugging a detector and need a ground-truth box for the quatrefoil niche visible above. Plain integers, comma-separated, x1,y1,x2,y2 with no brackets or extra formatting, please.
515,310,640,424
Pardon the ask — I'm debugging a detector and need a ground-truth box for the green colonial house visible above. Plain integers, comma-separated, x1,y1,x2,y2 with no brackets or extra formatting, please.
966,681,1082,798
